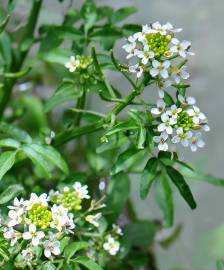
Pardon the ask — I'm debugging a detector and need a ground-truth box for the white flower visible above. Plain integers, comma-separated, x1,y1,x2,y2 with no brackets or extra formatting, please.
22,248,34,261
103,235,120,256
170,38,194,58
158,113,177,134
165,22,182,33
153,132,169,151
73,182,90,199
24,193,48,210
178,95,196,106
3,227,21,246
151,21,169,35
190,132,205,152
167,105,182,118
151,99,166,115
51,205,68,231
64,213,75,234
129,64,144,78
85,213,102,227
136,45,154,65
171,66,189,84
171,128,192,147
150,60,170,79
65,56,80,72
187,106,206,124
122,36,137,59
8,198,24,211
23,224,45,246
43,239,61,258
8,209,24,227
112,224,123,236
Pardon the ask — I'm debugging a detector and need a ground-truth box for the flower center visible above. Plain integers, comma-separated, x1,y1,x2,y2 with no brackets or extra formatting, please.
145,32,171,58
54,190,82,211
175,111,194,131
28,203,52,230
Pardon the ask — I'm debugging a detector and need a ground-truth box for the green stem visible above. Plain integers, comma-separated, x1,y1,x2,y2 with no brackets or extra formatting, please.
0,0,42,119
74,90,87,126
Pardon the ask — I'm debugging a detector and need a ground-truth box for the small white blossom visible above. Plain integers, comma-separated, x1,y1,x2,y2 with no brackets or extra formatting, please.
136,45,154,65
158,113,176,134
22,224,45,246
178,95,196,106
150,60,170,79
85,213,102,227
8,209,23,227
65,56,80,72
171,128,192,147
167,104,182,118
190,132,205,152
187,106,206,124
122,36,137,59
151,21,169,35
24,193,48,210
103,235,120,256
172,66,190,84
22,248,34,261
3,227,21,246
43,239,61,258
129,64,144,78
151,99,166,115
113,224,123,236
8,198,24,211
73,182,90,199
153,132,169,151
170,38,194,58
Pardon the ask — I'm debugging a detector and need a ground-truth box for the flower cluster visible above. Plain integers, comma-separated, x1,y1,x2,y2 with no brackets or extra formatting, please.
151,95,210,152
65,55,93,73
0,182,123,267
123,22,193,90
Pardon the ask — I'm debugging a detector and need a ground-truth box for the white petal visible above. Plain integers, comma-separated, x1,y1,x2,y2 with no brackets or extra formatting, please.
197,140,205,148
181,139,189,147
172,136,180,144
151,108,160,115
32,237,39,247
171,38,179,45
158,123,166,132
190,144,197,152
166,126,173,134
150,68,159,77
23,232,31,240
152,60,160,68
44,249,51,258
160,70,168,79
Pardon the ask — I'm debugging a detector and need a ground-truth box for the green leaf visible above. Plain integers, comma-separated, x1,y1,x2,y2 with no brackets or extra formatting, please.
0,184,24,204
40,48,72,65
22,145,51,178
111,148,146,175
81,0,97,33
124,221,156,247
0,151,17,181
29,144,69,174
217,260,224,270
73,256,103,270
96,133,128,154
0,139,20,149
0,122,32,143
111,6,137,24
140,157,158,199
181,168,224,187
0,32,12,67
122,24,142,36
155,173,174,227
64,241,89,259
0,15,10,34
166,166,197,209
163,91,174,106
105,120,140,137
106,172,130,223
44,80,83,112
90,27,122,50
53,120,104,146
41,262,56,270
136,127,146,149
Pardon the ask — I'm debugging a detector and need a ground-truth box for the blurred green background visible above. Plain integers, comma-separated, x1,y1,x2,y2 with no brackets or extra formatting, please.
1,0,224,269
